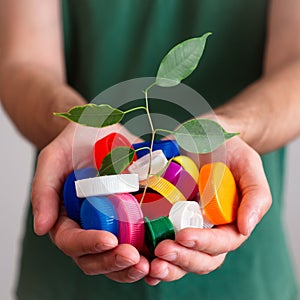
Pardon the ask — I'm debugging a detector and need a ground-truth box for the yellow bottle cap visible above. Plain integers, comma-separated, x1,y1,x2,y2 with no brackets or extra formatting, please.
198,162,238,225
140,176,186,205
172,155,199,183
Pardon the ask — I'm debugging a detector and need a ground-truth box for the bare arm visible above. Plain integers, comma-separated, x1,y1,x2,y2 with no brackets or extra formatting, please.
0,0,85,149
0,0,149,283
215,0,300,153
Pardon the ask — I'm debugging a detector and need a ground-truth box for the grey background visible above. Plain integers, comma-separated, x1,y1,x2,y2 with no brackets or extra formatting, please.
0,104,299,300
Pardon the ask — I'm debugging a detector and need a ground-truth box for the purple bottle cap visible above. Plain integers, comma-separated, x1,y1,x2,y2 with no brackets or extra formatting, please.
162,162,198,200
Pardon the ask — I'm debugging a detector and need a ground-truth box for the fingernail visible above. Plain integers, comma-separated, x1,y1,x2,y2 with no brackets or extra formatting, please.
95,241,116,252
33,210,42,235
156,267,169,279
33,208,38,222
115,255,134,268
160,252,177,262
128,268,146,280
247,212,258,235
179,240,196,248
146,277,161,286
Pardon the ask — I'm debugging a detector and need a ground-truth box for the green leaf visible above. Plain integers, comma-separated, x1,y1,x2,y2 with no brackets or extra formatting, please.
156,32,212,87
98,146,135,175
223,129,239,140
174,119,239,153
53,104,124,128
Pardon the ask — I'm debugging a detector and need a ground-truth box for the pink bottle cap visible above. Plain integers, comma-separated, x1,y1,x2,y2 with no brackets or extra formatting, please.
108,193,144,250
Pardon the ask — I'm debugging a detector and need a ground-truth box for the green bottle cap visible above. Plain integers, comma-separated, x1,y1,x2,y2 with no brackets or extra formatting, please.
144,216,175,253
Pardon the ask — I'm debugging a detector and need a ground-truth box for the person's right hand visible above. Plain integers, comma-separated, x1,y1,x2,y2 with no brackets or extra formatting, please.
32,122,150,283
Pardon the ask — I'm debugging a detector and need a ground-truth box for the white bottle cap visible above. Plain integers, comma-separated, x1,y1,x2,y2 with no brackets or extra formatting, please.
75,174,139,197
128,149,168,181
169,201,203,233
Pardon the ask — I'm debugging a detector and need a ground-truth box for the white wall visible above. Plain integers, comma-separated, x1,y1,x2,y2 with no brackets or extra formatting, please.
284,138,300,282
0,105,34,300
0,104,299,300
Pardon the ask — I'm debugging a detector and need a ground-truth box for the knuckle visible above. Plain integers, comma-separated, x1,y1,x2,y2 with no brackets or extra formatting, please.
193,253,227,275
53,234,68,254
76,256,101,276
81,267,96,276
176,250,195,270
265,193,273,210
78,263,97,276
59,250,98,276
50,227,72,256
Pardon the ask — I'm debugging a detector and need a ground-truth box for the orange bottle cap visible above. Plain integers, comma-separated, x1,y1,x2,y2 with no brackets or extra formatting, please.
198,162,238,225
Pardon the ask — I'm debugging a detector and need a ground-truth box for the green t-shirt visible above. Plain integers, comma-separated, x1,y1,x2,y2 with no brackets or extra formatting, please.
16,1,298,299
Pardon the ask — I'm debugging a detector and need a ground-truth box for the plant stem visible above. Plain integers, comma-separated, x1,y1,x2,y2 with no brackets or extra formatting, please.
154,128,174,136
139,82,157,205
134,146,151,153
124,106,147,114
144,83,157,134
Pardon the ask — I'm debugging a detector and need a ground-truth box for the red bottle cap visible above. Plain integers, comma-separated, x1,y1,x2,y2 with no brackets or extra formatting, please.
93,133,136,170
134,192,172,220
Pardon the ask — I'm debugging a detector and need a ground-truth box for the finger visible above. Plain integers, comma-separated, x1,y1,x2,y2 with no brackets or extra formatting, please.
175,226,247,256
105,256,150,283
49,215,118,257
237,184,271,236
148,257,186,282
144,277,161,286
229,144,272,235
154,240,226,276
32,142,72,235
75,244,141,276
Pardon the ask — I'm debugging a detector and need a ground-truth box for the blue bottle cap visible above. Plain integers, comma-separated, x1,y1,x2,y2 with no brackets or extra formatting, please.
63,168,98,223
133,140,180,159
80,196,119,237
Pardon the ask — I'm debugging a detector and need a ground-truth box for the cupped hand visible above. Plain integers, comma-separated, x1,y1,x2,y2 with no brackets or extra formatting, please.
31,122,150,283
145,136,272,285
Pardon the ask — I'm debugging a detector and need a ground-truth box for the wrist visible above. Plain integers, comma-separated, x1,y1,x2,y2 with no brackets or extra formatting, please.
45,84,86,147
212,101,266,153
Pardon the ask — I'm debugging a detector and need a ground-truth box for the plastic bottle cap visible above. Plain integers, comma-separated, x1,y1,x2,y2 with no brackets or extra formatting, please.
63,168,98,223
133,140,180,159
140,176,186,205
202,221,214,229
172,155,199,183
134,192,163,204
162,162,199,200
134,193,172,220
80,196,119,236
108,193,145,250
168,201,203,233
128,150,168,181
198,162,238,225
144,216,175,253
75,174,139,197
93,133,136,170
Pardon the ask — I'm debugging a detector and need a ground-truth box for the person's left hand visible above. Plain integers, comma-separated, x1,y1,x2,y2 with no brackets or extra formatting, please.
145,136,272,285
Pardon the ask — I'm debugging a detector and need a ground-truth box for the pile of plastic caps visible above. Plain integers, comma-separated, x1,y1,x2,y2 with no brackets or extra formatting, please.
63,133,238,254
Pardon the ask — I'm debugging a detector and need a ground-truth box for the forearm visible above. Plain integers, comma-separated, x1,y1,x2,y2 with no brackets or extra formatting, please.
0,0,86,149
213,0,300,154
215,59,300,154
0,62,85,149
